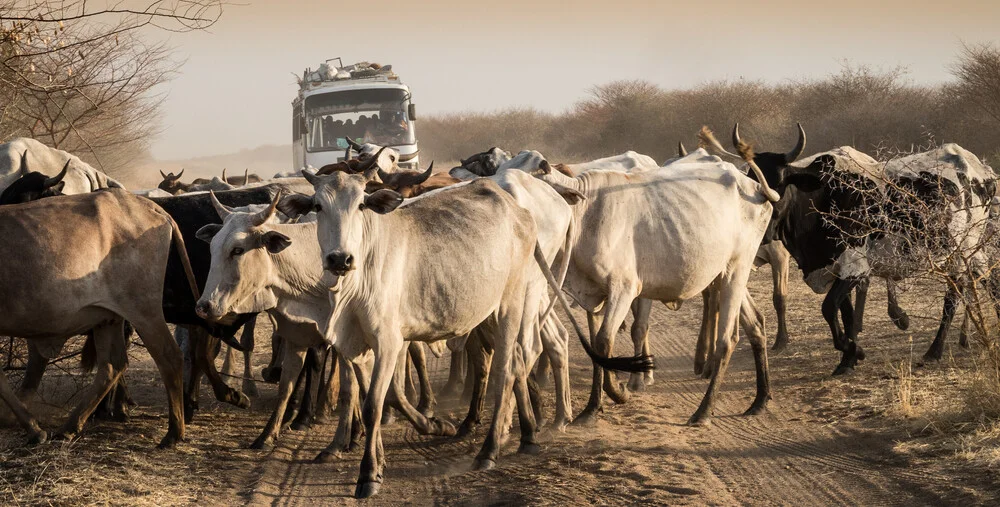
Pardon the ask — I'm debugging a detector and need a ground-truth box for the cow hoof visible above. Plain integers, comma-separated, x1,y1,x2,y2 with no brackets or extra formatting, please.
183,404,198,425
52,431,76,442
772,338,789,353
243,379,260,398
313,451,339,463
700,367,713,379
474,458,496,471
250,436,274,451
417,404,435,419
892,314,910,331
431,418,457,437
687,412,712,427
27,430,48,446
233,391,251,410
572,409,600,426
644,371,655,386
744,400,769,416
550,418,570,433
856,347,867,361
518,442,542,455
627,374,646,392
157,434,182,449
355,481,381,499
831,365,854,376
456,420,478,438
261,367,281,384
290,419,313,432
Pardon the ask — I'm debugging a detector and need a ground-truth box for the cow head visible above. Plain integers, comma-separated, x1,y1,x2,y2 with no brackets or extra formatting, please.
457,147,512,177
0,157,69,205
347,138,401,173
295,148,402,278
158,169,188,195
732,122,807,192
371,162,435,197
194,191,290,322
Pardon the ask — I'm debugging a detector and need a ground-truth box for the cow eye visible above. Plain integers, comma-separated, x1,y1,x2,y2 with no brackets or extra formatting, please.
358,202,366,211
313,203,322,212
231,247,245,256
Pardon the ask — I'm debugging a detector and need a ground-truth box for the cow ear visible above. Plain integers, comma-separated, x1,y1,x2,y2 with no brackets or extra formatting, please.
50,181,65,194
364,189,404,214
196,224,223,243
278,193,313,218
780,173,823,193
550,183,586,205
262,231,292,254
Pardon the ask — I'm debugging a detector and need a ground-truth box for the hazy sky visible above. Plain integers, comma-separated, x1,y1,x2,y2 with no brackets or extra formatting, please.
151,0,1000,159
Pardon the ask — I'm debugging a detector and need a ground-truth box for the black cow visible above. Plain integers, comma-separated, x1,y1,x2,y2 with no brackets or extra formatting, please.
0,161,68,204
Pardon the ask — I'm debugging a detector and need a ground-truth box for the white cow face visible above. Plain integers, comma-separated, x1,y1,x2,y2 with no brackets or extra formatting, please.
302,170,403,280
194,194,290,322
358,143,400,173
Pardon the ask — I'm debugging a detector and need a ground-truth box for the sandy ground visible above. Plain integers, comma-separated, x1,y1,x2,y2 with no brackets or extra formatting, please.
2,268,1000,505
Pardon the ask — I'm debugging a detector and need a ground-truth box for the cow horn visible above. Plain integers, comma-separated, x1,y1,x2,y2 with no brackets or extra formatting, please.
345,137,364,150
344,142,354,161
785,123,807,163
209,190,234,219
19,150,29,173
252,189,282,227
678,142,688,157
159,169,169,180
732,123,744,151
362,147,387,181
221,168,227,182
735,138,781,204
44,160,70,188
177,168,184,180
413,162,434,185
243,168,249,183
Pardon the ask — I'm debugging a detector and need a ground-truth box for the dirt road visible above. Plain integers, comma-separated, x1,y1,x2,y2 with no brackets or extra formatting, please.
2,269,998,505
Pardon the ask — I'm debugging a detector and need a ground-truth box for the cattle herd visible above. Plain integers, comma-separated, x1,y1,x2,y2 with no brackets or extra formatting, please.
0,128,996,499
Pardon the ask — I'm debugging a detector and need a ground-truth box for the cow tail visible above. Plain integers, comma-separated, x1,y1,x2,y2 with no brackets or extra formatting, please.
532,243,654,373
167,214,201,302
538,219,574,324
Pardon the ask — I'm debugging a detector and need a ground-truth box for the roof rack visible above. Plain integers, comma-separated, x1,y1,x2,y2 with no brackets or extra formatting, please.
299,59,398,90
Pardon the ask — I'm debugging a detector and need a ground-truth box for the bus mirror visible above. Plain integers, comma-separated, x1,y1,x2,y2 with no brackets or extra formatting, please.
408,103,417,121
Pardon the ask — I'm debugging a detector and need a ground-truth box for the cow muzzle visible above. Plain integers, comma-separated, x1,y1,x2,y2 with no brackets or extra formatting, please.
195,300,221,322
325,252,355,276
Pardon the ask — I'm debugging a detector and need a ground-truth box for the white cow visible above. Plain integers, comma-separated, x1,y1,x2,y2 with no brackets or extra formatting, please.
193,193,456,451
279,169,647,498
533,147,778,426
0,138,124,195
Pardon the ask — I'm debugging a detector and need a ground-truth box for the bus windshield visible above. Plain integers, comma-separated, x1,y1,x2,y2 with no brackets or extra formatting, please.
304,88,414,152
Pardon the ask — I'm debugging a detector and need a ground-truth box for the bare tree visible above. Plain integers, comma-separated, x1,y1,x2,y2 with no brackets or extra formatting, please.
952,42,1000,127
0,1,224,178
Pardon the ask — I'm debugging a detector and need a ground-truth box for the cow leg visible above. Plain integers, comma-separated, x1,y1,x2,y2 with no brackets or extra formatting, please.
474,305,524,471
0,363,47,444
180,327,202,423
239,317,259,398
513,347,540,455
261,328,283,383
355,339,403,499
533,349,552,389
132,316,186,449
315,348,339,422
740,292,771,415
458,331,492,437
386,346,455,436
408,342,436,418
959,312,972,348
541,316,572,431
886,279,910,331
281,351,310,425
627,298,653,391
694,286,720,378
768,242,792,352
291,347,322,431
316,354,363,463
823,278,863,375
221,345,238,387
199,331,251,411
441,347,466,398
17,342,49,401
576,288,636,425
923,284,961,362
689,279,743,426
251,343,307,450
55,320,127,443
853,277,870,335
